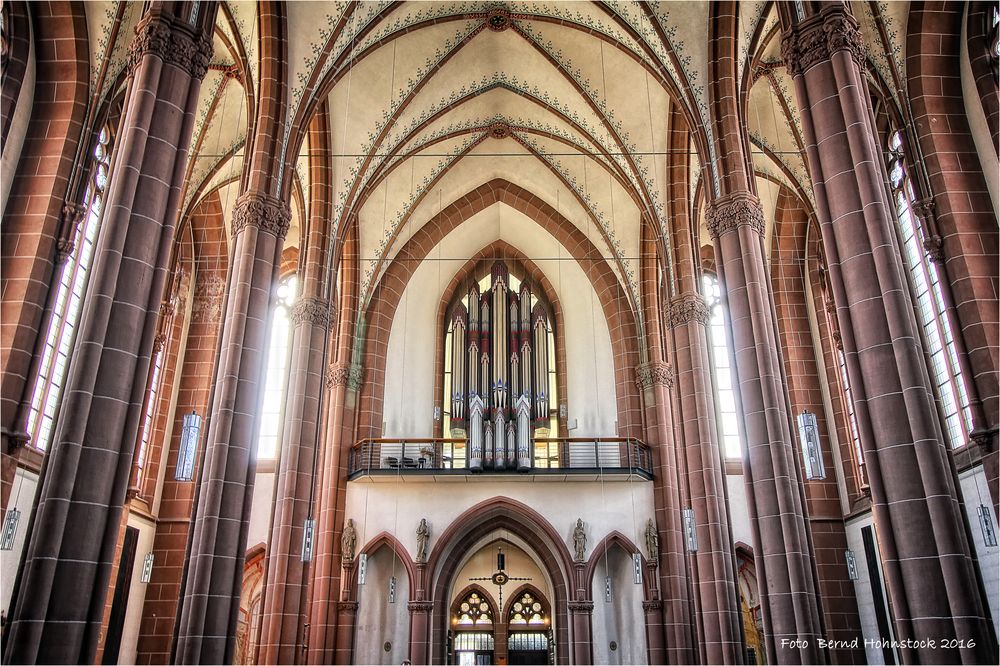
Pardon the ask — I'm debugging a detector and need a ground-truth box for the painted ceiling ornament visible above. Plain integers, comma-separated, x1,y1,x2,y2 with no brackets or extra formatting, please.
489,121,512,140
781,7,866,77
668,293,710,328
485,7,512,32
231,192,292,240
705,192,765,240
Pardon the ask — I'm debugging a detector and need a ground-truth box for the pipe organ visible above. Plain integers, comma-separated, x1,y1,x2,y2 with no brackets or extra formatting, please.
448,262,551,471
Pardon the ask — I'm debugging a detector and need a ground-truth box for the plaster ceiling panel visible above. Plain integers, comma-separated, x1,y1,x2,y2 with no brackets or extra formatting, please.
646,1,710,111
853,0,907,102
754,175,780,256
286,2,350,115
86,1,142,101
224,0,258,86
185,75,249,213
737,0,769,87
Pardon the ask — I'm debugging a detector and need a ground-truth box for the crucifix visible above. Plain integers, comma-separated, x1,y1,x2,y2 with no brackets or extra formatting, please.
469,546,531,609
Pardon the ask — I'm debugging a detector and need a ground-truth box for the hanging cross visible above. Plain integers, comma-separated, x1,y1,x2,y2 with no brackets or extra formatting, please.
469,546,532,609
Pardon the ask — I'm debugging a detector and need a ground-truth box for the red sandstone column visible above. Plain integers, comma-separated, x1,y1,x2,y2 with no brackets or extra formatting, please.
707,193,825,664
636,363,696,664
2,6,214,663
408,600,434,664
174,192,291,664
258,107,334,666
668,293,744,665
643,598,666,665
568,601,594,665
783,7,997,663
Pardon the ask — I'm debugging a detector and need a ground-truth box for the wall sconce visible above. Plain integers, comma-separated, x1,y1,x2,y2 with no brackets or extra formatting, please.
797,410,825,480
604,576,613,603
433,406,441,422
388,575,397,603
175,411,201,481
632,553,643,585
358,553,368,584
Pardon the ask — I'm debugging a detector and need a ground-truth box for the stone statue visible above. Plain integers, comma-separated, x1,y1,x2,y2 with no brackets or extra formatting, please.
415,518,430,563
341,518,357,561
573,518,586,562
645,518,659,561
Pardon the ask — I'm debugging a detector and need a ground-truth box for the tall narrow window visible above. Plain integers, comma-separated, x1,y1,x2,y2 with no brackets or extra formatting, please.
835,346,868,488
257,275,297,459
135,343,165,474
887,131,973,449
702,274,742,459
26,127,113,451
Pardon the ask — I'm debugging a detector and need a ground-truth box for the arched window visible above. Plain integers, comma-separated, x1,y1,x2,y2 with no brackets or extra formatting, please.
257,274,297,459
26,127,113,451
442,262,557,469
507,588,548,626
886,131,974,449
701,274,742,459
453,588,494,626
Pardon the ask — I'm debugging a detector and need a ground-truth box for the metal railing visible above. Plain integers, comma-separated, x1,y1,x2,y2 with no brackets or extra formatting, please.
348,437,653,478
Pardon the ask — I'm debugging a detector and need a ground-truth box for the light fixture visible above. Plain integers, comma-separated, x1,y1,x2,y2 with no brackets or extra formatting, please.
978,505,998,547
632,553,643,584
175,411,201,481
388,575,397,603
1,508,21,550
301,518,315,562
604,576,612,603
683,508,698,552
844,549,859,580
140,552,155,583
797,411,826,480
358,553,368,584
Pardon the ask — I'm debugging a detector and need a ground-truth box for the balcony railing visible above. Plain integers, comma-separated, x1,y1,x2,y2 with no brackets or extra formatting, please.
347,437,653,480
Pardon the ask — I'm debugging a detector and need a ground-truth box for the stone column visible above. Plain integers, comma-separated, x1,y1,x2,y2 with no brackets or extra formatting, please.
783,8,997,662
642,598,666,665
568,601,594,665
2,6,214,664
174,192,291,664
707,193,825,664
636,361,695,664
668,293,744,665
408,600,433,664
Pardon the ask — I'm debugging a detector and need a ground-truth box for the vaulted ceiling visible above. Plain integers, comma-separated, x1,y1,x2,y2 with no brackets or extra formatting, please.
81,1,914,313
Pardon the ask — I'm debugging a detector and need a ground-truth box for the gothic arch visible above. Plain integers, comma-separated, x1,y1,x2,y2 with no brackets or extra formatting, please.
347,530,417,600
583,530,645,595
358,178,643,440
425,496,574,665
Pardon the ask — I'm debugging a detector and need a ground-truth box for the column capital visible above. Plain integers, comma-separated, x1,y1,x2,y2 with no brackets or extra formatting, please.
635,361,674,391
336,601,359,614
641,599,663,613
407,601,435,613
326,362,351,389
781,7,865,77
348,363,365,392
705,192,765,240
567,601,594,614
291,297,330,328
231,192,292,240
128,15,213,80
668,292,710,328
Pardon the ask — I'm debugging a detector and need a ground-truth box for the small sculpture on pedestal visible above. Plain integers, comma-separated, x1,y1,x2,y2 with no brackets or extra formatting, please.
341,518,357,561
645,518,659,563
416,518,430,563
573,518,587,562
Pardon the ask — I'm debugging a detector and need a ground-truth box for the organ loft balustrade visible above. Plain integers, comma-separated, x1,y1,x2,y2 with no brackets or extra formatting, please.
347,437,653,481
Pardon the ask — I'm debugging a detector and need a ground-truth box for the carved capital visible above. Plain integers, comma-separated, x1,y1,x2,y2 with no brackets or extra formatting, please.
668,293,710,328
231,192,292,240
642,599,663,613
336,601,359,614
326,362,351,389
56,202,85,263
970,427,998,453
635,361,674,391
128,16,213,80
781,8,866,77
568,601,595,614
407,601,435,613
152,333,167,353
705,193,765,240
291,297,330,328
348,363,364,392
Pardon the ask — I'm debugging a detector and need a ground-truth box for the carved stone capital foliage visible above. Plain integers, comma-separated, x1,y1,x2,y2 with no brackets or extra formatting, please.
407,601,435,613
970,427,998,453
568,601,595,613
336,601,359,614
668,293,710,328
642,599,663,613
705,193,765,240
348,363,364,392
781,7,866,77
326,362,351,389
231,192,292,240
291,297,330,328
635,362,674,391
128,15,213,80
